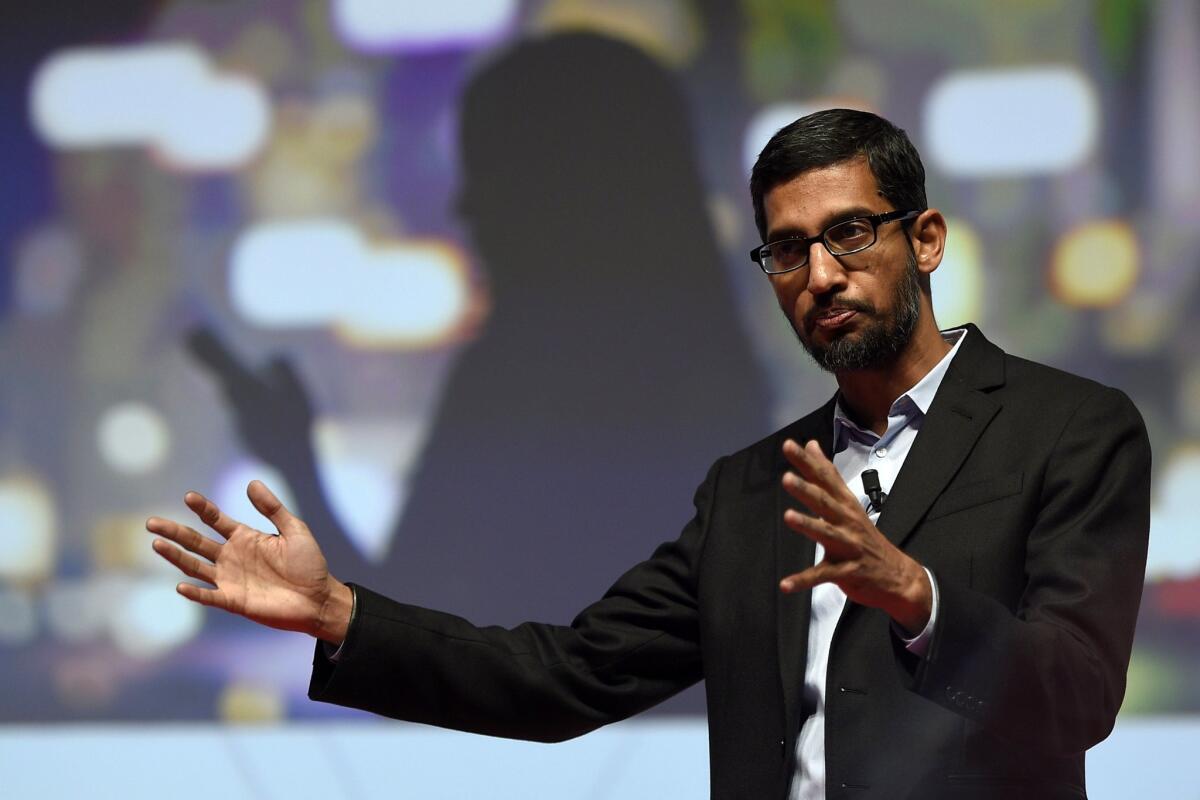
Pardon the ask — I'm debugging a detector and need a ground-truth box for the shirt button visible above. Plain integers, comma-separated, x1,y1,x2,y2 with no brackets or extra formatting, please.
875,447,888,458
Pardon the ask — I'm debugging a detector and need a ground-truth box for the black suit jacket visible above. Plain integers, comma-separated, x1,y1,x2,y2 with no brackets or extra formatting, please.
309,325,1151,800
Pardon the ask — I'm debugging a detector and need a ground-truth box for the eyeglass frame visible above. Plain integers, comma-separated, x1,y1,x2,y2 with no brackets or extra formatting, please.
750,209,922,275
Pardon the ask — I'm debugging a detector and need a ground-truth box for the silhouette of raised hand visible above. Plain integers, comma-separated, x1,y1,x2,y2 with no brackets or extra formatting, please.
186,326,315,469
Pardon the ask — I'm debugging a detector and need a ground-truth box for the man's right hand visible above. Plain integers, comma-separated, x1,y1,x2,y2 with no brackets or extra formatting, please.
146,480,353,645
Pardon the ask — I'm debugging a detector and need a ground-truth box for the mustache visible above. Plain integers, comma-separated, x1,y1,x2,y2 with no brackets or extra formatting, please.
804,296,876,328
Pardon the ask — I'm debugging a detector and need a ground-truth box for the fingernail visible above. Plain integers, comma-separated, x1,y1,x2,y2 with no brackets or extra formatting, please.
780,579,793,592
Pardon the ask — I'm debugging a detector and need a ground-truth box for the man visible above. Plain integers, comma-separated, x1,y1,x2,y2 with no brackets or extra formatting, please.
147,109,1150,799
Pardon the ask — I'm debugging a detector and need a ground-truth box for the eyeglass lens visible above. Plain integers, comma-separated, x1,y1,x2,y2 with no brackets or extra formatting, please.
761,218,878,273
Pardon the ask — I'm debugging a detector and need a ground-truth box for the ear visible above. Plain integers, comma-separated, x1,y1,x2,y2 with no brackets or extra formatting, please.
909,209,947,277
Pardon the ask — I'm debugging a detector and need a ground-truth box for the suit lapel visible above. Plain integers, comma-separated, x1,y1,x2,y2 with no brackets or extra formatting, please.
776,396,836,739
874,324,1005,549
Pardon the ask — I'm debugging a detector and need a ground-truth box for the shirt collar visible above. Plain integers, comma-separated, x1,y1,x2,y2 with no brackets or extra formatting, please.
832,327,968,444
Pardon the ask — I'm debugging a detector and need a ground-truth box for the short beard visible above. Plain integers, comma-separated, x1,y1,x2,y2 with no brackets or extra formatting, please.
799,249,922,373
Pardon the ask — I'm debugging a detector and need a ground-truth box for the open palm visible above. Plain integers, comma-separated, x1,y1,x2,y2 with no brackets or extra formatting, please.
147,480,349,642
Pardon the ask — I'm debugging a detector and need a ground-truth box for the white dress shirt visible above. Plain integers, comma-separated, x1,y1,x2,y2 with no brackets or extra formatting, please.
790,328,966,800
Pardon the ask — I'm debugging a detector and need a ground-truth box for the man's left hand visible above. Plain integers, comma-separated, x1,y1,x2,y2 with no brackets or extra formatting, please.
779,438,932,635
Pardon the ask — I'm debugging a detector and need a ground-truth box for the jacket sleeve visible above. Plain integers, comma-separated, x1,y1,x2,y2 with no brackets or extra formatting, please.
903,386,1151,756
307,457,724,742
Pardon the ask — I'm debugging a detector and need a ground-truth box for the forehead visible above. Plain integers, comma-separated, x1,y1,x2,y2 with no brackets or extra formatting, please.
762,158,885,237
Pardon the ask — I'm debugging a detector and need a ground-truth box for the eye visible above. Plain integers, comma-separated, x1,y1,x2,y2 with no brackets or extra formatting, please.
770,239,806,266
826,219,874,251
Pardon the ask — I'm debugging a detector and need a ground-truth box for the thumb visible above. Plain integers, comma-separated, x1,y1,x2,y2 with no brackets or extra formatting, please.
247,480,302,535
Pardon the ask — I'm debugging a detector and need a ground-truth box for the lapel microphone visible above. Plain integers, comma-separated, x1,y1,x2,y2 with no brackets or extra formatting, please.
861,469,887,513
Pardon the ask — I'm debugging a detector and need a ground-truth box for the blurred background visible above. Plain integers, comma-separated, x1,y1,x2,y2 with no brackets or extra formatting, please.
1,1,1197,797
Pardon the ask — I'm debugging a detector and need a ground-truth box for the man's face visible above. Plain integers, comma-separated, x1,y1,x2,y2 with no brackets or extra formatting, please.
762,158,921,372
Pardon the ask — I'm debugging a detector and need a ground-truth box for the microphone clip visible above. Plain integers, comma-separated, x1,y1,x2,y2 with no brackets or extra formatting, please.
861,469,887,514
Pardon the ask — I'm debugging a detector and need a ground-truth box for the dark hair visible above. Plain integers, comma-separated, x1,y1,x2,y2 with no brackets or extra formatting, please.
749,109,927,240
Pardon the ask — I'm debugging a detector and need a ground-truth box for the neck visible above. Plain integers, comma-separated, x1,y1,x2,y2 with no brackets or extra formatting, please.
834,315,951,436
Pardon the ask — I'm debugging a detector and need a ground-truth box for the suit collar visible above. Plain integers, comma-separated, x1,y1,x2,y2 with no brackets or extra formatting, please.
937,322,1006,392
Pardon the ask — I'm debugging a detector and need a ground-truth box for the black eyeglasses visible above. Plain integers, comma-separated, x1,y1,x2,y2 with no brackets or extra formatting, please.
750,209,921,274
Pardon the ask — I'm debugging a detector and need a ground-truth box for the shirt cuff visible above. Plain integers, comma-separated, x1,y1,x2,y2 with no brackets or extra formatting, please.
321,583,358,663
896,567,938,658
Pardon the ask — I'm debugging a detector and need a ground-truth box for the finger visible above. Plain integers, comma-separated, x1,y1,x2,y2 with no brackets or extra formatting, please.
782,438,842,486
782,508,853,554
781,438,819,471
145,517,222,562
783,439,859,506
151,538,217,584
781,471,856,525
803,439,861,504
184,492,239,539
175,582,227,609
780,560,857,593
247,480,299,534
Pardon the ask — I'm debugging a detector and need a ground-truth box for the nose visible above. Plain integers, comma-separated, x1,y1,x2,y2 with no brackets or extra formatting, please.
804,241,848,296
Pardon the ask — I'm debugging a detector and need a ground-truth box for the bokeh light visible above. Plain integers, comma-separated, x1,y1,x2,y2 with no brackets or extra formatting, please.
0,473,57,583
333,0,517,52
96,402,172,475
930,216,985,328
31,42,271,171
924,66,1098,176
108,578,204,659
230,219,472,348
1146,445,1200,579
335,241,472,348
1049,220,1140,309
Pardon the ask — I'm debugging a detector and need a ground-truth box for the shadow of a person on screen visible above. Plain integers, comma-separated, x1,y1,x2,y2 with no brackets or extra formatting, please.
192,34,769,677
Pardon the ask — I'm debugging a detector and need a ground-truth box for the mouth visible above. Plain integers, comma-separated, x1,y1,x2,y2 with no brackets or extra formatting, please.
810,307,859,331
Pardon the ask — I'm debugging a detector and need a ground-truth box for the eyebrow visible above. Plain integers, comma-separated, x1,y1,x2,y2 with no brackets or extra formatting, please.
765,205,882,242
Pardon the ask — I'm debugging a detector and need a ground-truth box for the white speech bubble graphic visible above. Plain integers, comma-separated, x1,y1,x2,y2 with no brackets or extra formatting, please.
31,42,270,171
